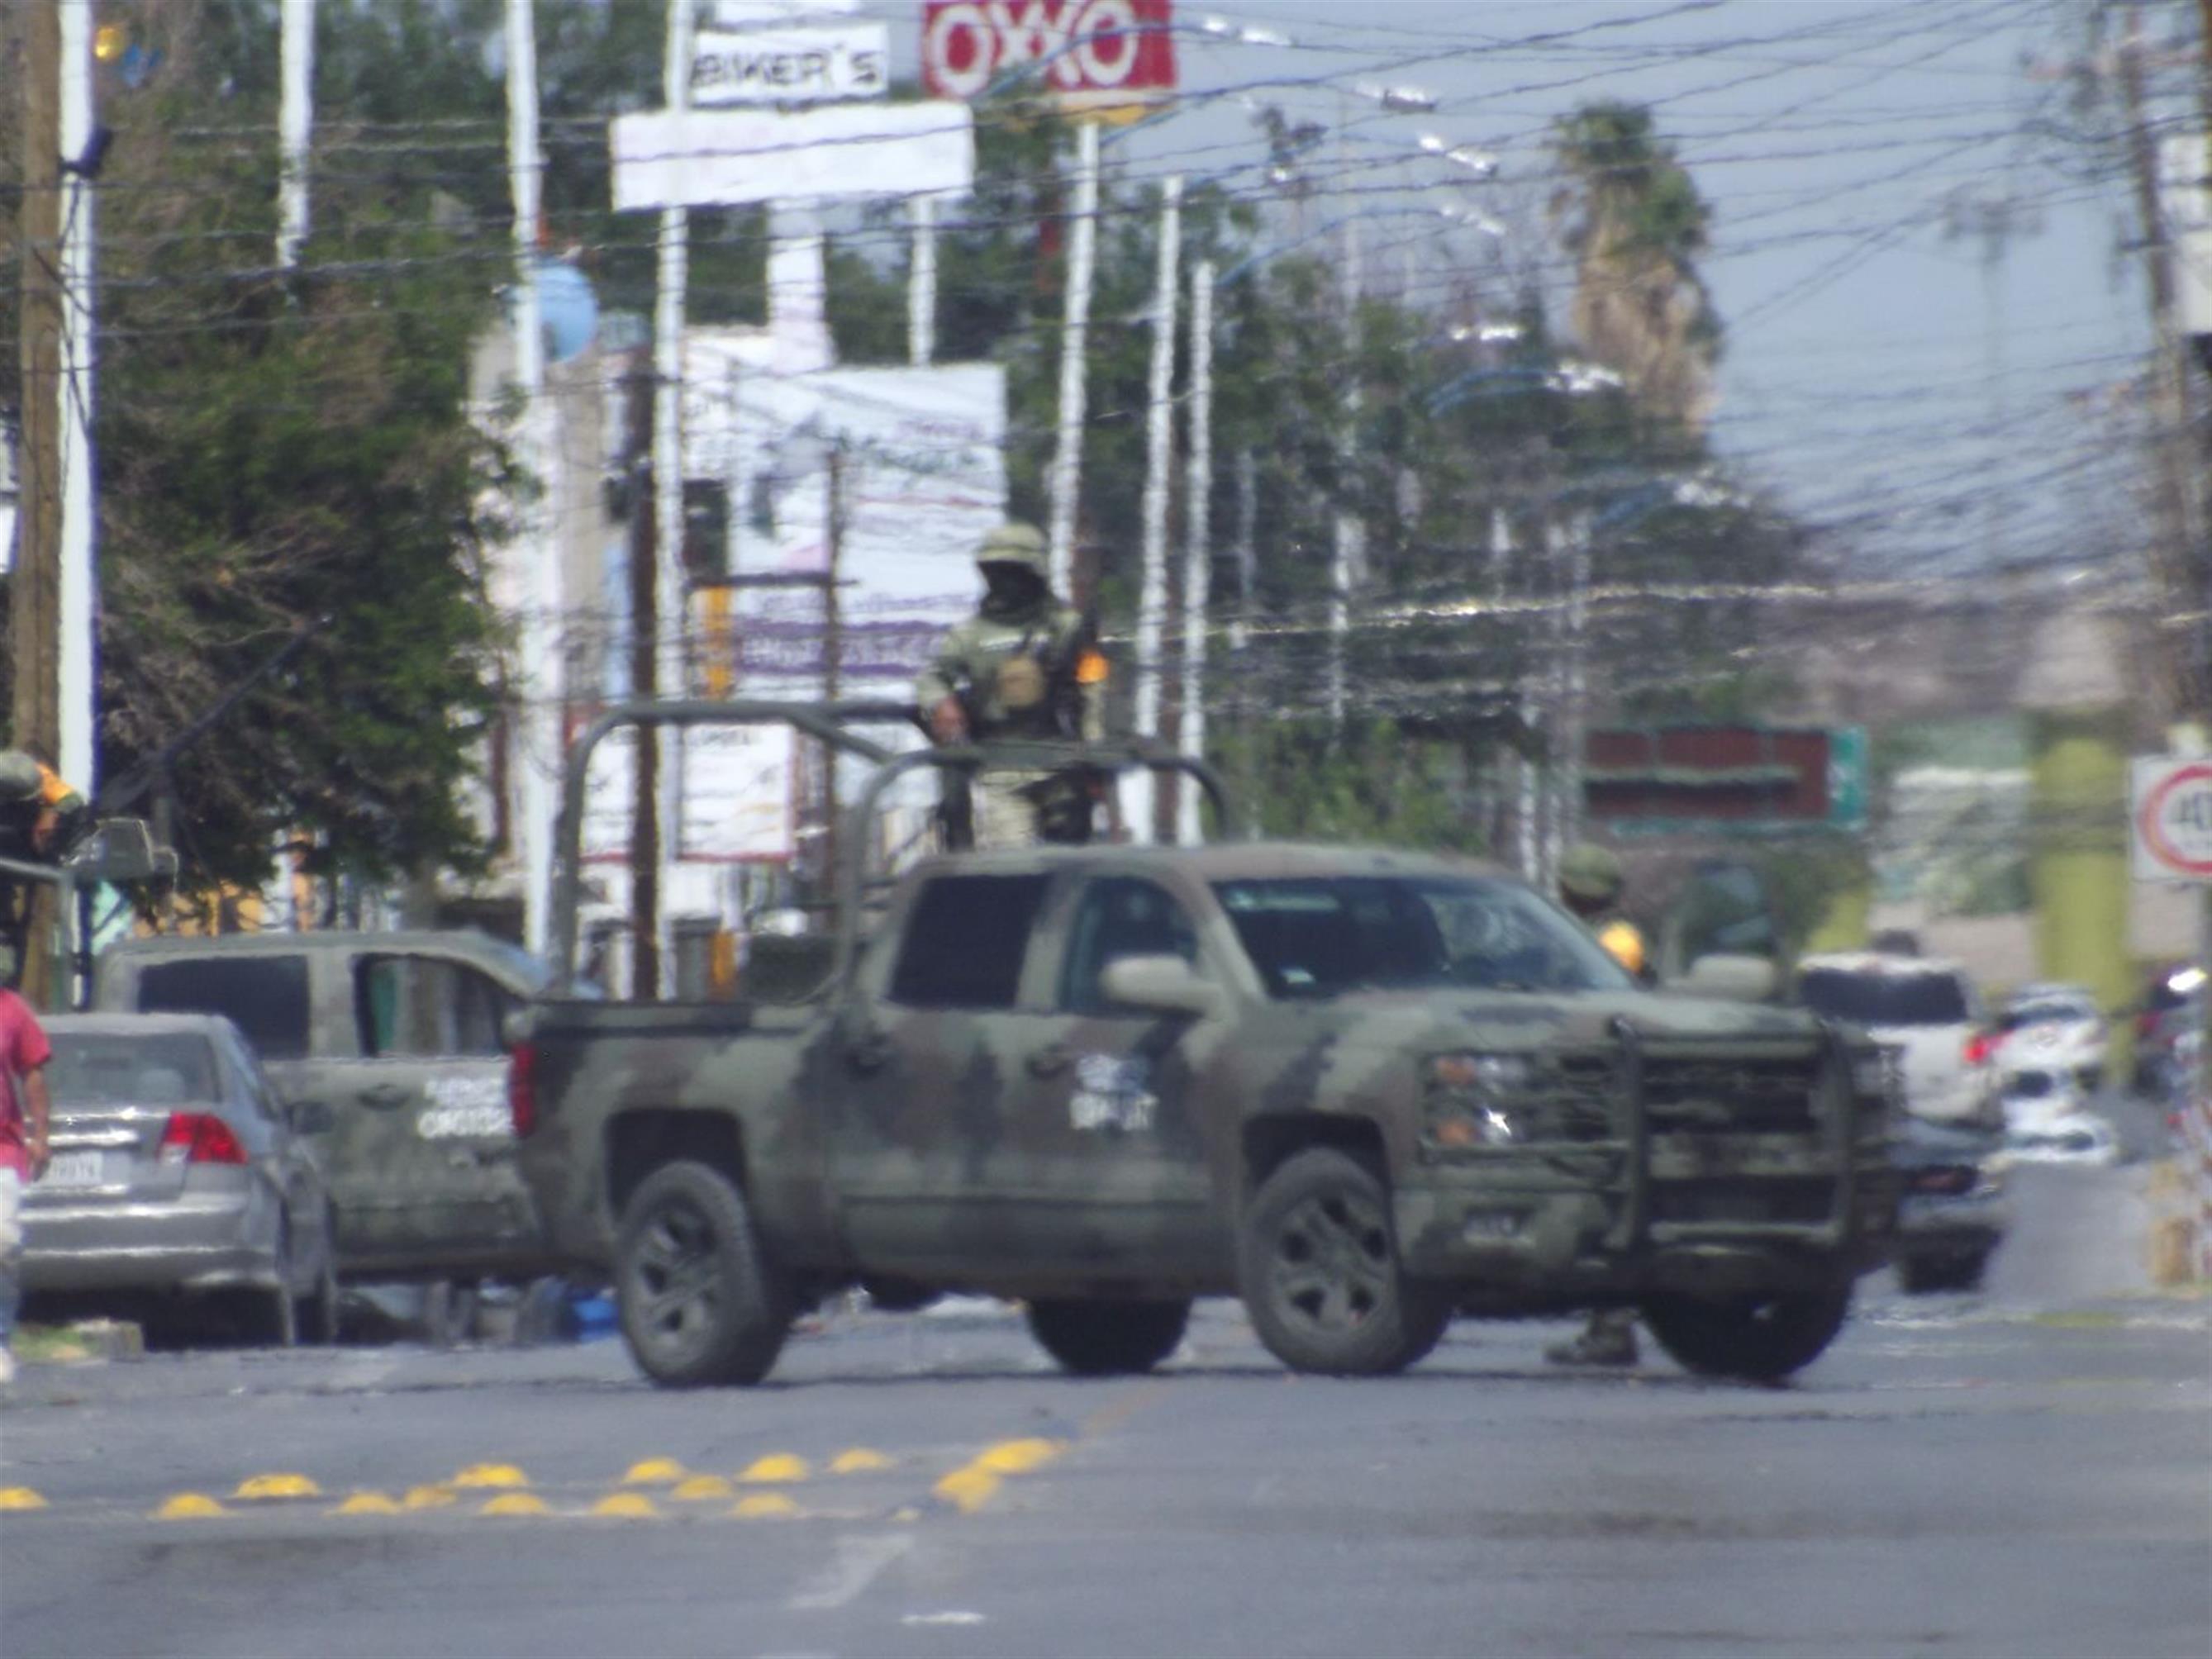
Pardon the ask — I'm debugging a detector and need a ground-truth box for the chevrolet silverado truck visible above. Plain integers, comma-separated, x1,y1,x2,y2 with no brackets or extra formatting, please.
511,702,1900,1388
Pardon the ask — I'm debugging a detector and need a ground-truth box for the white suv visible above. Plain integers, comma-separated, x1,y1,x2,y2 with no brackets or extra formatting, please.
1794,953,1999,1126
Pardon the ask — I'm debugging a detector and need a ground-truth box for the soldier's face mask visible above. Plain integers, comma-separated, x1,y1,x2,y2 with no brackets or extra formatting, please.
981,563,1046,608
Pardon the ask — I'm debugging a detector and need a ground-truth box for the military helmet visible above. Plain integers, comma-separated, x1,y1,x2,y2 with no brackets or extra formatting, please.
0,750,43,805
975,521,1049,577
1558,842,1625,904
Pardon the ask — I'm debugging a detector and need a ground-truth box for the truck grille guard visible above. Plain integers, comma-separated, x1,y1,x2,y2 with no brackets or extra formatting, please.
1604,1016,1864,1254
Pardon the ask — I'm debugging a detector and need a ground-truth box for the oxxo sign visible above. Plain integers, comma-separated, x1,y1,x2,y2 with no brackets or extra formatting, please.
2133,757,2212,882
920,0,1177,107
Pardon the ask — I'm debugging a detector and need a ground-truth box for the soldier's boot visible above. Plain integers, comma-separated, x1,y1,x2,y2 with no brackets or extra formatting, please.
1545,1309,1639,1367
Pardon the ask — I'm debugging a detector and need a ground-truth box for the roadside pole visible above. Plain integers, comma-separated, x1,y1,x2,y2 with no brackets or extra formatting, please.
11,3,61,1001
1327,207,1363,733
506,0,558,958
57,0,97,802
1124,175,1182,844
649,0,697,997
278,0,314,268
1045,120,1100,593
626,363,661,1001
1231,449,1258,832
908,194,938,367
1175,258,1215,847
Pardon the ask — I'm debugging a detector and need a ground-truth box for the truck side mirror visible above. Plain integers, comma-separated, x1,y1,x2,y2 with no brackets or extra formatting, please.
1666,953,1779,1005
1099,955,1225,1019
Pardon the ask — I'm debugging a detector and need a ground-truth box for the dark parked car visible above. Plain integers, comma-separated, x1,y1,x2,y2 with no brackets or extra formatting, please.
22,1014,339,1344
1891,1115,2006,1294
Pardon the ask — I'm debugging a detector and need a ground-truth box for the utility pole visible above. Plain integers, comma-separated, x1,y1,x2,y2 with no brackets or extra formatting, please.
1046,121,1101,592
1176,258,1215,847
908,195,938,368
626,363,660,1001
1328,101,1366,734
278,0,314,268
1125,176,1182,844
56,0,97,801
11,2,62,999
821,446,846,890
2117,5,2208,718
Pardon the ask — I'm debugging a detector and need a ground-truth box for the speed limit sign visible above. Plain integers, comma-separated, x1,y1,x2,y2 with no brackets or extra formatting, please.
2133,758,2212,882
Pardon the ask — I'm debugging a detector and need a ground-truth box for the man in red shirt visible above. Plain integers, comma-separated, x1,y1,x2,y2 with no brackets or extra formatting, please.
0,977,54,1385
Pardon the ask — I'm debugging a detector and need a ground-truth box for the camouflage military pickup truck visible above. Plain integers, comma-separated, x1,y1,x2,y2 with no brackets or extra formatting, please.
512,703,1899,1389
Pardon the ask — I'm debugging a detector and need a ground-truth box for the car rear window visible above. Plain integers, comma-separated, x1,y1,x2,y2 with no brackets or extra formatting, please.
1797,968,1969,1026
45,1033,220,1106
2005,1001,2094,1028
887,876,1049,1009
134,957,312,1061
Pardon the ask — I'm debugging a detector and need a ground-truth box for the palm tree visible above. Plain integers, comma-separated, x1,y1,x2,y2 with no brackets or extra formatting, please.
1552,102,1721,444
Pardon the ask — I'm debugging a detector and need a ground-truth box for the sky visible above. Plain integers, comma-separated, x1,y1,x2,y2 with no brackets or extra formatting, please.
859,0,2188,583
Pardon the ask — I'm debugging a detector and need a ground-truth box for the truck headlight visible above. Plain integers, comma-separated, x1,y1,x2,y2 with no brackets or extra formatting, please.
1425,1053,1535,1146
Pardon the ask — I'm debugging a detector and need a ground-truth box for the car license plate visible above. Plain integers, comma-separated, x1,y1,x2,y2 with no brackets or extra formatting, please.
41,1149,107,1188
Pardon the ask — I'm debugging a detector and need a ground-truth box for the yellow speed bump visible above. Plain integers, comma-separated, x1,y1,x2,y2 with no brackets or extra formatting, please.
478,1493,550,1518
737,1453,809,1485
451,1463,529,1490
730,1492,799,1520
332,1492,403,1517
828,1447,894,1476
235,1473,321,1500
973,1438,1063,1476
671,1475,735,1502
591,1492,660,1519
402,1485,457,1510
0,1487,49,1512
153,1494,227,1520
930,1466,1001,1514
621,1457,686,1486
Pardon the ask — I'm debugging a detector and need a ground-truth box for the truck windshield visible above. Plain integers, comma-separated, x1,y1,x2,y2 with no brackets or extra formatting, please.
1212,877,1634,1000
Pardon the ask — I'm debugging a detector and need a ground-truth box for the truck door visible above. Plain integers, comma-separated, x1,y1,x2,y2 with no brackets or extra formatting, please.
331,952,540,1276
1005,874,1221,1274
832,871,1058,1277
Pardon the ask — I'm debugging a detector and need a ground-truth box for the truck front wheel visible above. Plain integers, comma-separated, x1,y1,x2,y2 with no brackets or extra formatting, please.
1238,1148,1451,1376
616,1160,792,1387
1026,1298,1190,1376
1641,1286,1852,1382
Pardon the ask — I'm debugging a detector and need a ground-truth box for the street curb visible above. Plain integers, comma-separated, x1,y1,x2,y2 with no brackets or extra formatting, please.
14,1319,145,1365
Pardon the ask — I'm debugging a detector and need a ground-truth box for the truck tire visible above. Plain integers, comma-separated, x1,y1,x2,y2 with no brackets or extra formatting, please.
1026,1298,1190,1376
616,1160,792,1388
1238,1148,1451,1376
1641,1287,1853,1382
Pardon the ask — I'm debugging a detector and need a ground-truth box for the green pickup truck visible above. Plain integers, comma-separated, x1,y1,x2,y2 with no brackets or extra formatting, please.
512,703,1900,1388
95,929,557,1286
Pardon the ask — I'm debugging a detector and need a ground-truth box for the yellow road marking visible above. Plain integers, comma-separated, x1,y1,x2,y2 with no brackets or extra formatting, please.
332,1492,403,1516
0,1487,48,1512
235,1473,321,1500
452,1463,529,1490
730,1492,800,1519
738,1453,809,1484
930,1466,1001,1514
671,1475,735,1501
828,1447,894,1475
591,1492,660,1519
973,1438,1063,1476
621,1457,686,1485
478,1493,550,1517
402,1485,457,1510
153,1494,227,1520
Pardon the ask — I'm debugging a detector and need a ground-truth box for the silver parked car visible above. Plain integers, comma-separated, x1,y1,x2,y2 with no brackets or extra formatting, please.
21,1014,339,1345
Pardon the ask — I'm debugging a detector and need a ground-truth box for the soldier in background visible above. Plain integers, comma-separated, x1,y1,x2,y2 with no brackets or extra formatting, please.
0,750,88,866
1550,842,1651,1367
915,522,1108,849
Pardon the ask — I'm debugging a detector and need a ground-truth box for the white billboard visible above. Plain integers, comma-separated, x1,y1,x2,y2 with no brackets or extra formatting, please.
612,103,974,211
580,722,803,864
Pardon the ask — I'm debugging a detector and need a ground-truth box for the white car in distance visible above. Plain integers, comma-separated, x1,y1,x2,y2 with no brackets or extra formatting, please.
1994,983,2107,1093
1795,953,1999,1126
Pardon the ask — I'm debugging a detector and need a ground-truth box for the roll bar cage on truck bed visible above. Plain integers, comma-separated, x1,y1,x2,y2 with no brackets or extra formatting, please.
544,698,1238,999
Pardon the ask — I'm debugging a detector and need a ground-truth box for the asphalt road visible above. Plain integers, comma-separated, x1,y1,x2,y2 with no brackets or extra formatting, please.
3,1157,2205,1659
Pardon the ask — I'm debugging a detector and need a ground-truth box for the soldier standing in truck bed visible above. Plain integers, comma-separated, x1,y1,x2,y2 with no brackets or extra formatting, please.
915,522,1108,849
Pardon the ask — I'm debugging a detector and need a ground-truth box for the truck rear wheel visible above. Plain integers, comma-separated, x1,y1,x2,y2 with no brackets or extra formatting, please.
616,1160,792,1388
1026,1298,1190,1376
1641,1287,1852,1381
1238,1148,1451,1376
